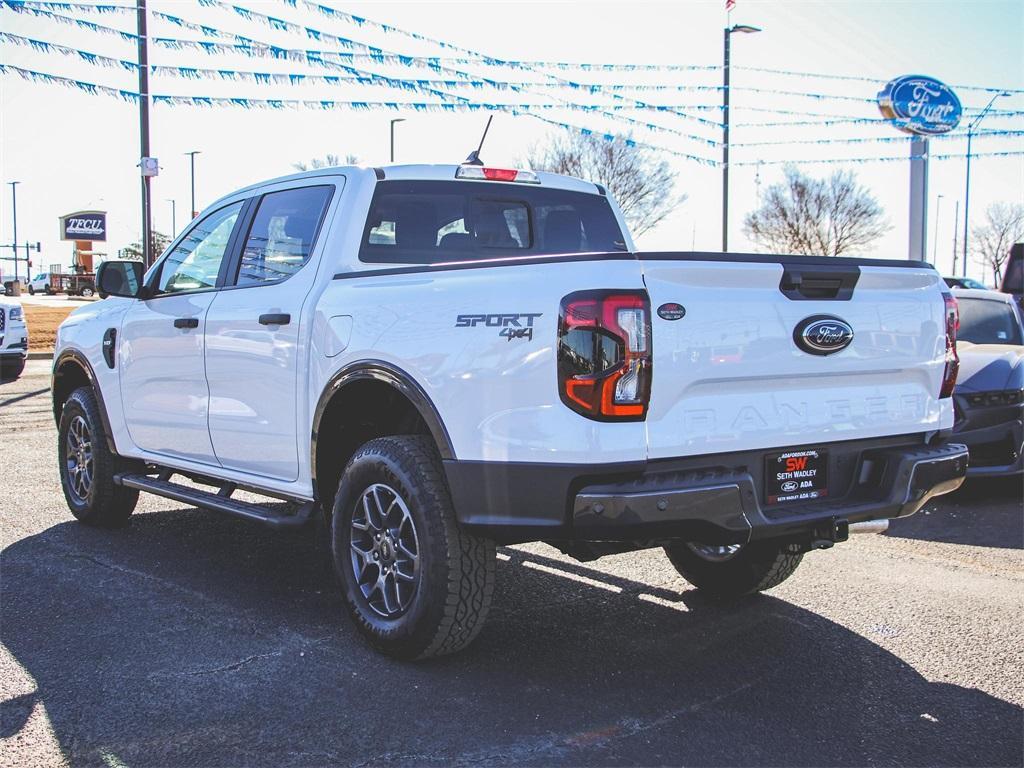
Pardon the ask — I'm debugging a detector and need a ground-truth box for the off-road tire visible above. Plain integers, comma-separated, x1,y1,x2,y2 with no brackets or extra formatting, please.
58,386,141,527
1,357,26,381
331,435,495,660
664,540,804,598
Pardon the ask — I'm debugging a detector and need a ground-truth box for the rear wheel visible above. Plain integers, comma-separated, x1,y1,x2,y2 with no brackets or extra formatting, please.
331,435,495,660
80,286,95,298
27,285,34,295
664,539,803,598
58,386,141,527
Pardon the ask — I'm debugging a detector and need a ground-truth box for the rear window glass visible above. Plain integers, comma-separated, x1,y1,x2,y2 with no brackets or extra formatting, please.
359,180,627,264
957,298,1022,345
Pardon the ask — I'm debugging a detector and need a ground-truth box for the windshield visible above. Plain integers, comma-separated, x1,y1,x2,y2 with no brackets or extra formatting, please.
957,297,1022,345
359,180,627,264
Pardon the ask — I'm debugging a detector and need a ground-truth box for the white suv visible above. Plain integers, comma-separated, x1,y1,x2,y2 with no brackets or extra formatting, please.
0,297,28,380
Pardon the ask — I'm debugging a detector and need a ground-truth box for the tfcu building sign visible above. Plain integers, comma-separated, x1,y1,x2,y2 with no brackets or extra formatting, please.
60,211,107,242
877,75,962,135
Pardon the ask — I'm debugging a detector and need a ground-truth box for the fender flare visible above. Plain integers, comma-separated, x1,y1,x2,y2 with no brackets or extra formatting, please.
52,348,118,453
310,359,455,499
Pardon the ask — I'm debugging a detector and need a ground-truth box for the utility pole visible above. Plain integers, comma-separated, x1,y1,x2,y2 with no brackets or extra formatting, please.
137,0,154,267
951,199,960,275
721,23,760,252
185,150,201,218
8,181,19,282
932,194,943,265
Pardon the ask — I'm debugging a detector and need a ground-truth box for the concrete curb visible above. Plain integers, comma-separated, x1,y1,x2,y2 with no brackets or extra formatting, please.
28,351,54,361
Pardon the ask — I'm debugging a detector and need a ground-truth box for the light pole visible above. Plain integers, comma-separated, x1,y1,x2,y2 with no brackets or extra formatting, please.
390,118,406,163
8,181,19,282
932,194,944,264
962,91,1010,276
167,198,177,237
185,150,201,218
722,23,761,252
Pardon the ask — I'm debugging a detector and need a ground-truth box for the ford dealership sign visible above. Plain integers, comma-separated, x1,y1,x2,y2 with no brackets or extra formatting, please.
60,211,107,242
877,75,962,135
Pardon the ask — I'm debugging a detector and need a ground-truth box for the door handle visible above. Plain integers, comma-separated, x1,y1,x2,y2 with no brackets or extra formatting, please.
258,313,291,326
173,317,199,329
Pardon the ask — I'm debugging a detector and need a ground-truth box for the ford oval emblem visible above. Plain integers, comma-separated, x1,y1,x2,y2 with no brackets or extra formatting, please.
877,75,962,136
781,480,799,493
657,302,686,321
794,315,854,356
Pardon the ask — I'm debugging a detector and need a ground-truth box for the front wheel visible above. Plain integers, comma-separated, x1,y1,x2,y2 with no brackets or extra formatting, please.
58,386,141,527
27,285,34,295
664,539,804,598
79,286,95,298
331,435,495,660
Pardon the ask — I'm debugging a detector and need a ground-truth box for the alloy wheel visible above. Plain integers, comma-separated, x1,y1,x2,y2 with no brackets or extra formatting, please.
350,483,420,618
66,415,94,503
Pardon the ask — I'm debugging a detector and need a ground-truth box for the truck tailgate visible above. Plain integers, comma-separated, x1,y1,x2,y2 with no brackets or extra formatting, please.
641,256,952,459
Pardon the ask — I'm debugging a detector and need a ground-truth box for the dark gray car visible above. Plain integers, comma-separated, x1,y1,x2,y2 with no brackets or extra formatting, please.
952,288,1024,476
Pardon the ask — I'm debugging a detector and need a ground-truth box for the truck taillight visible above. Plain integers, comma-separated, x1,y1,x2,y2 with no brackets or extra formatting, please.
557,290,652,421
940,293,959,398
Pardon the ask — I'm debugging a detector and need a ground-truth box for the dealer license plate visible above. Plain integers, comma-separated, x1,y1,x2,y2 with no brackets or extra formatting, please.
765,449,829,505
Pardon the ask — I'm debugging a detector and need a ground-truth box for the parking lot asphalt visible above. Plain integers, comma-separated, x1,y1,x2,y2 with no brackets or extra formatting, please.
2,359,1022,767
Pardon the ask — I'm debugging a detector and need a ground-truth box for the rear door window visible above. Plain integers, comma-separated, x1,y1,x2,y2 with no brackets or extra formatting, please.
235,185,333,286
359,180,626,264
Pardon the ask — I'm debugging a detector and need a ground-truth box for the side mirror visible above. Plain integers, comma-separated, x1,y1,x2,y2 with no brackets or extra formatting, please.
97,260,145,299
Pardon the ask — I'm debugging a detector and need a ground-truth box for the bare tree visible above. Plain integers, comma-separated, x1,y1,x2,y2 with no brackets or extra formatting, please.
524,133,685,237
743,165,889,256
293,153,359,171
971,202,1024,284
120,231,171,262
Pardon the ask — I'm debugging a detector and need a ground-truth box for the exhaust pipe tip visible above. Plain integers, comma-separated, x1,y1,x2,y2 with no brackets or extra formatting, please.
849,519,890,535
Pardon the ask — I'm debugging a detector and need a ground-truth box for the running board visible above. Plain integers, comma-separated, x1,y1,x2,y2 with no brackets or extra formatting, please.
115,473,315,529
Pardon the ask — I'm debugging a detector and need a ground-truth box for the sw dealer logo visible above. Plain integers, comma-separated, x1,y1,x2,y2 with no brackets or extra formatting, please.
767,449,829,505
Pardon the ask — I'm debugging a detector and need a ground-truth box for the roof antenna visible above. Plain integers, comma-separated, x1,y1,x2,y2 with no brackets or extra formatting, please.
463,115,493,166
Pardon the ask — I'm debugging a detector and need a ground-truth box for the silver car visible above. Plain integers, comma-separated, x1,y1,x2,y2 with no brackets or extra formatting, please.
952,288,1024,476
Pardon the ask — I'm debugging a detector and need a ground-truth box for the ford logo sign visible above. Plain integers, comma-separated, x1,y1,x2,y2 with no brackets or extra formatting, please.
781,480,799,493
877,75,962,136
794,315,854,356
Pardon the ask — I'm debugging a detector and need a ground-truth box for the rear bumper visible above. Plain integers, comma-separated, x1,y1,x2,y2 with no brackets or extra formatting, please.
444,436,968,545
955,417,1023,477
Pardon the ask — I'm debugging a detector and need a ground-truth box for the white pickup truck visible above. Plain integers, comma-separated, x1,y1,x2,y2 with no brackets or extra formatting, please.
53,163,968,659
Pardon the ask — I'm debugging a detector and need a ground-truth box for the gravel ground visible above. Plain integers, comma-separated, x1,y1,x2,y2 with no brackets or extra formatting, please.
2,359,1022,767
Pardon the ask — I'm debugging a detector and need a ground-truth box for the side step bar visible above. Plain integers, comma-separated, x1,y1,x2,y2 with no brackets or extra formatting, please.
115,473,315,529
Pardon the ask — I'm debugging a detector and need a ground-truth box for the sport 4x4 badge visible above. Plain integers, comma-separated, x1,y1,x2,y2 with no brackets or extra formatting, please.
455,313,543,341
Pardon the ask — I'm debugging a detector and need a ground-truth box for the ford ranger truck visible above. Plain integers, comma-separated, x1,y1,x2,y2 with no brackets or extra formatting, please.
52,163,968,659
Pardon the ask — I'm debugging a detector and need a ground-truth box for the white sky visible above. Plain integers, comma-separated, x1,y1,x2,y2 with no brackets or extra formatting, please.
1,0,1022,283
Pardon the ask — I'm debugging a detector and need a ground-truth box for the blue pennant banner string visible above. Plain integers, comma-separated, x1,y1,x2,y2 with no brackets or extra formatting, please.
192,0,723,129
734,128,1024,148
1,30,138,70
6,63,1019,170
1,2,138,39
734,66,1024,96
734,150,1024,166
5,1,135,14
7,0,1021,101
1,62,138,100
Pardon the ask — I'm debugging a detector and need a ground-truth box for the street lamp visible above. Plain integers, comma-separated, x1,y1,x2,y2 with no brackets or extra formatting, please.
166,198,176,237
185,150,201,218
390,118,405,163
8,181,19,282
932,194,944,265
961,91,1010,276
722,23,761,252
